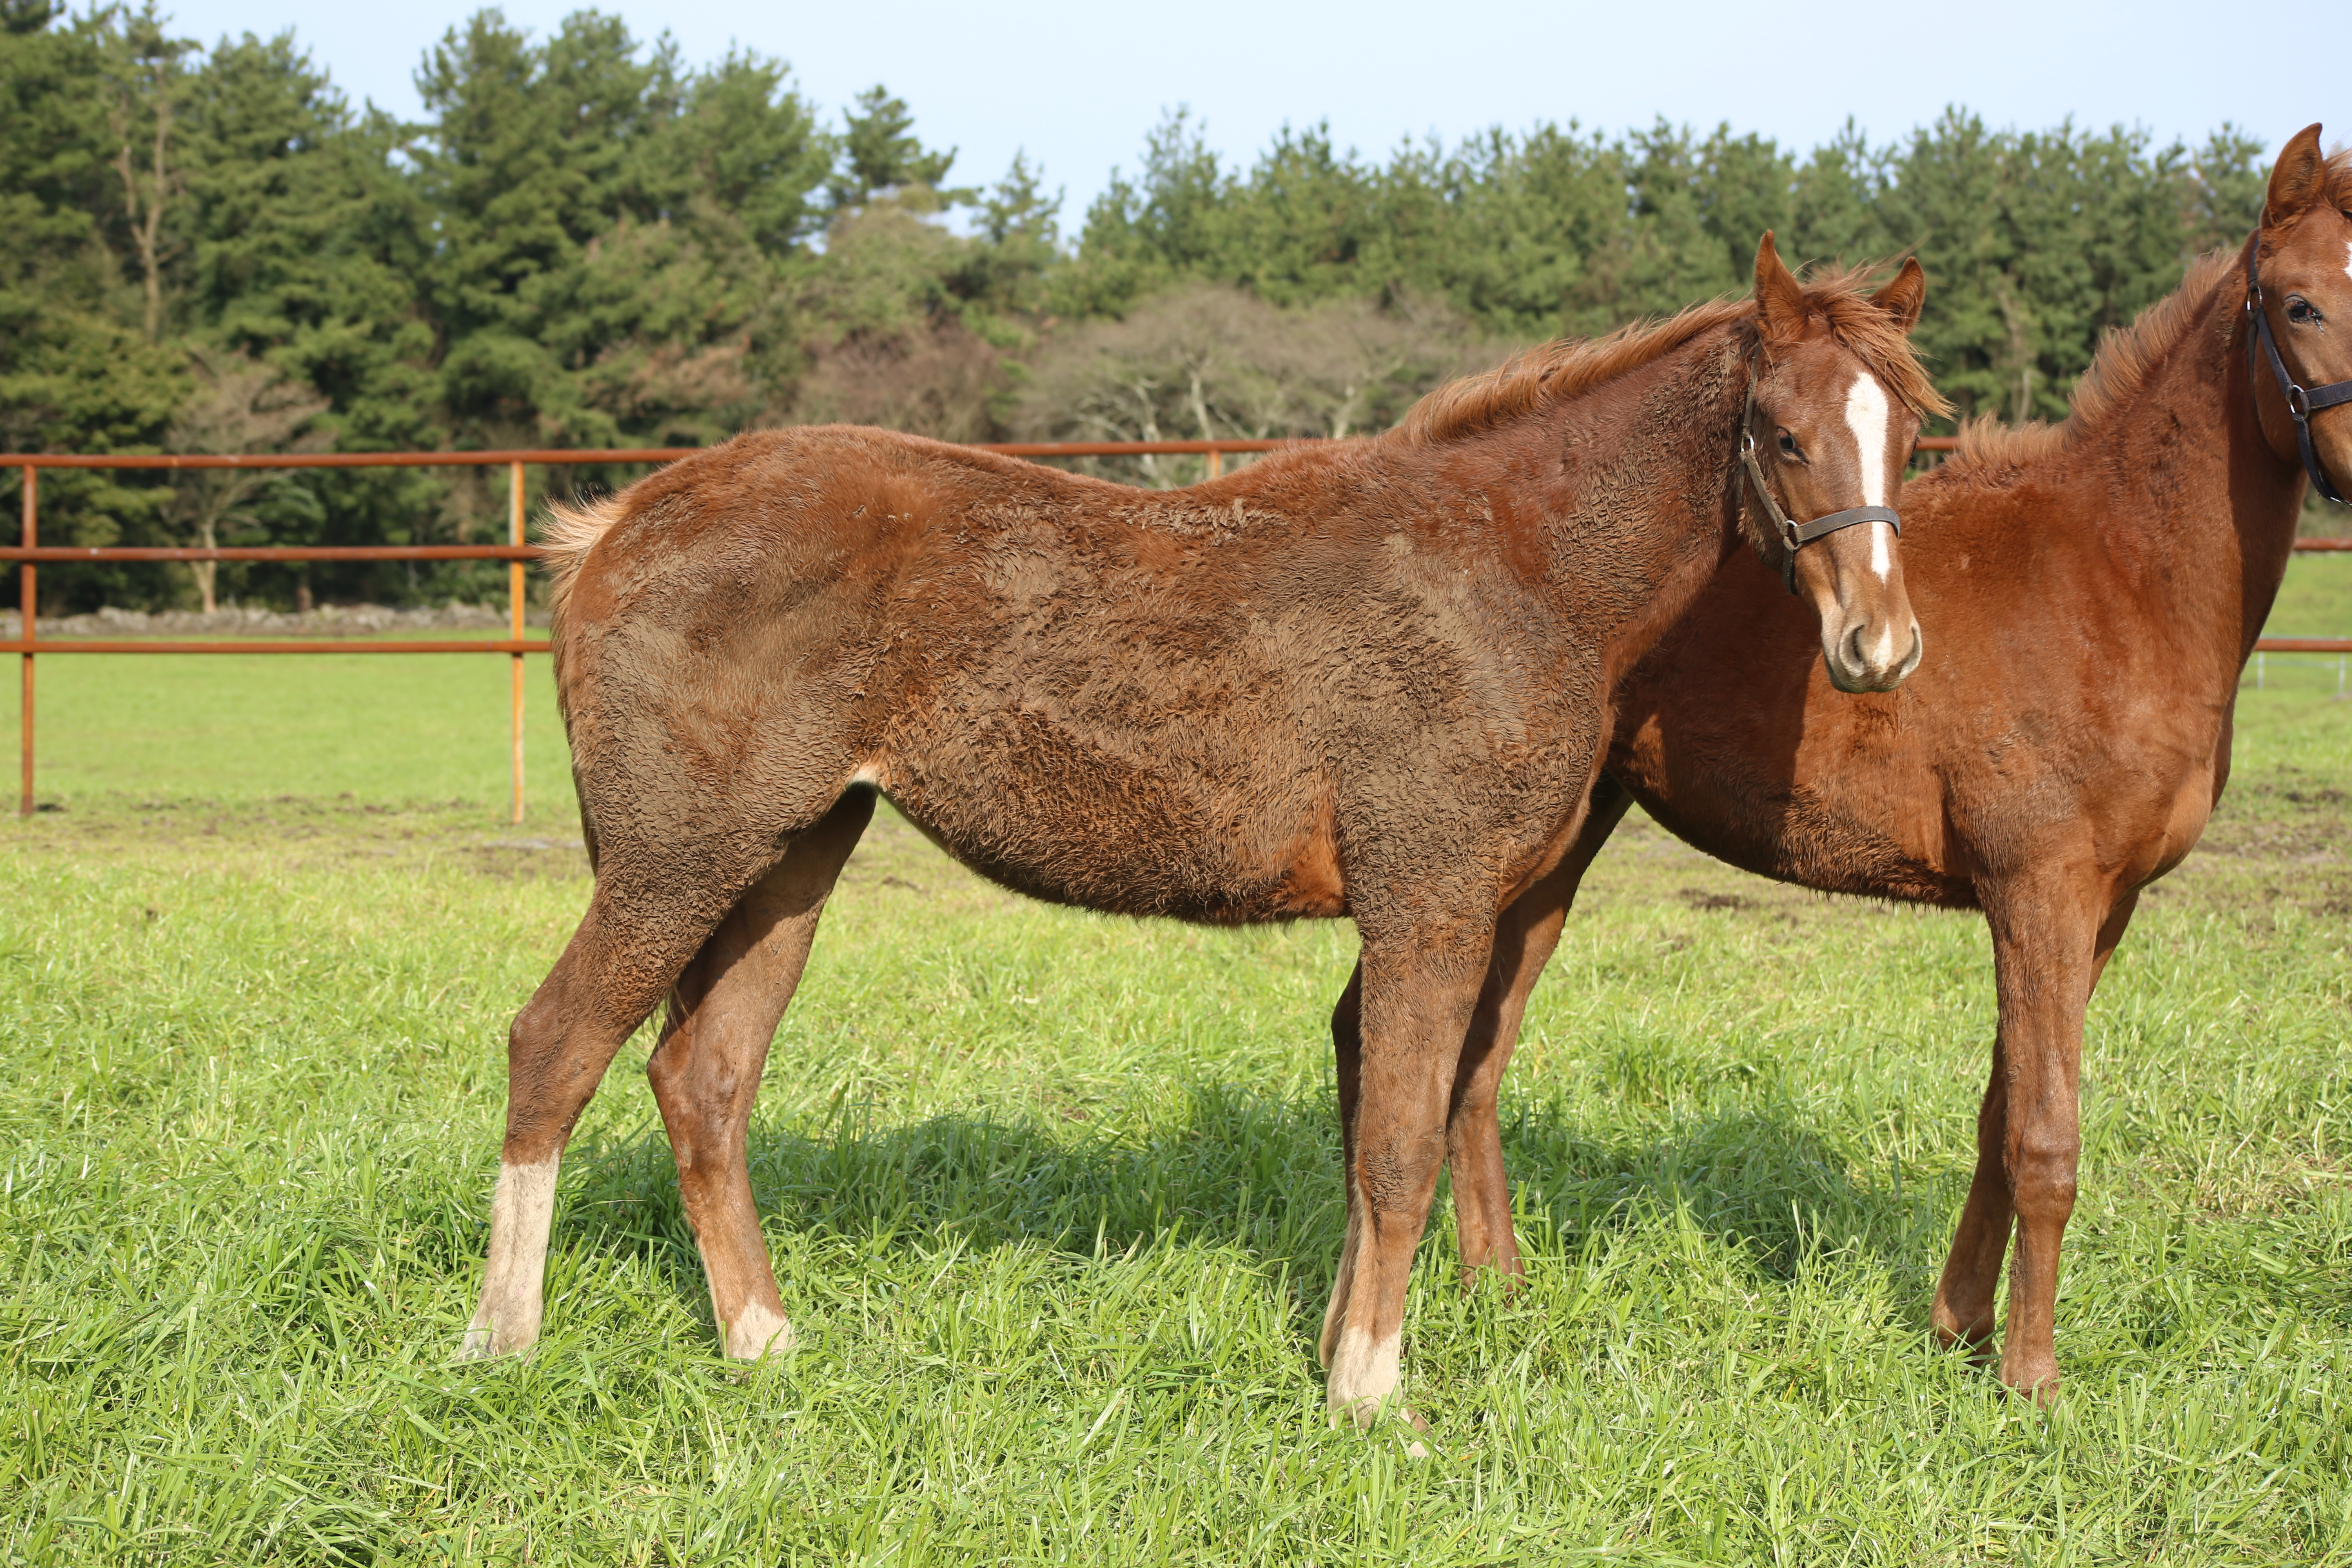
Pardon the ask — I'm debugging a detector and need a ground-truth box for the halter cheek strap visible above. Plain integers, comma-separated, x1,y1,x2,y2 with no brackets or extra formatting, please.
1738,380,1902,596
2247,250,2352,505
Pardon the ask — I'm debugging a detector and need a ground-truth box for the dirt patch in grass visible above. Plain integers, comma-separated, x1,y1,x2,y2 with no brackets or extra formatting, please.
16,755,2352,926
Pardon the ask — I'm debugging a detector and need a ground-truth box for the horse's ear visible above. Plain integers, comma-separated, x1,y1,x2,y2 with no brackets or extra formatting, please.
1753,231,1808,347
2265,123,2327,227
1871,256,1926,334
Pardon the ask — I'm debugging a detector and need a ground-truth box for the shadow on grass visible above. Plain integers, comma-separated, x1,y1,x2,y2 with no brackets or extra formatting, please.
552,1080,1955,1330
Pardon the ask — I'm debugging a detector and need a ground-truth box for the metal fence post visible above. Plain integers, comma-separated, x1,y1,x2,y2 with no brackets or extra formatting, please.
1205,449,1223,481
18,464,33,819
510,460,526,824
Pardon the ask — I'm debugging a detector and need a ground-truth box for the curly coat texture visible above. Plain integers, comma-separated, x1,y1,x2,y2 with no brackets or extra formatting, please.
542,270,1917,938
472,255,1936,1419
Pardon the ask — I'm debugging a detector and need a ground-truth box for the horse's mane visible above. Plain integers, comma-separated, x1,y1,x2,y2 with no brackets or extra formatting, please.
1945,250,2239,472
1391,265,1947,448
2319,143,2352,214
1944,145,2348,473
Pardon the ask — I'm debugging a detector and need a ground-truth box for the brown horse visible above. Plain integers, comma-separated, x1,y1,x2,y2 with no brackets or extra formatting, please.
461,235,1942,1431
1409,126,2352,1403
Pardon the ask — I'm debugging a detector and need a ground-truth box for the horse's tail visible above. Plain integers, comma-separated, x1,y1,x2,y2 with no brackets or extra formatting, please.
541,495,624,624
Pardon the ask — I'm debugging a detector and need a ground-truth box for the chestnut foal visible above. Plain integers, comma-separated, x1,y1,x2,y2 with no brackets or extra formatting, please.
463,236,1942,1432
1414,126,2352,1402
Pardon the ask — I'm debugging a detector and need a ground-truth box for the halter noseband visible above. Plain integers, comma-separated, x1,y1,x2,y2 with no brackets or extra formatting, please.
1737,372,1902,595
2246,249,2352,505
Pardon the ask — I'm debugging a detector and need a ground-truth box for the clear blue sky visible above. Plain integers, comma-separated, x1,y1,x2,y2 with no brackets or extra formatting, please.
162,0,2340,222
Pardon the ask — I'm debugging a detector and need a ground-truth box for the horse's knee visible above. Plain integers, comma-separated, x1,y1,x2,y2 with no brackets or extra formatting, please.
644,1027,689,1104
2007,1125,2079,1221
1355,1122,1447,1211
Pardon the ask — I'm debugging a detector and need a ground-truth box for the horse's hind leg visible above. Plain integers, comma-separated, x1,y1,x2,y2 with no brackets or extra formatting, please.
462,824,801,1359
1324,917,1494,1437
1318,967,1367,1370
646,790,873,1359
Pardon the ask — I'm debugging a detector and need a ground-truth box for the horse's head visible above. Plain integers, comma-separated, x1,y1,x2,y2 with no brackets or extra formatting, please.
2248,124,2352,505
1741,233,1940,693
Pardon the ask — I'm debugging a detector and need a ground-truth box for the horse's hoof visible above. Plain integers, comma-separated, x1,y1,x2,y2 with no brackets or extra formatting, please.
724,1305,795,1360
1999,1358,2061,1405
458,1327,526,1360
1327,1392,1430,1457
1931,1308,1997,1363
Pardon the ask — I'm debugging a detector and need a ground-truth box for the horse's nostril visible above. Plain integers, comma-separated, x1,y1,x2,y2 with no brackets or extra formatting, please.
1842,622,1871,670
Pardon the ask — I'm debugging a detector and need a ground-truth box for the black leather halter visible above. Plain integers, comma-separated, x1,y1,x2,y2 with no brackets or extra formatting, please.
2246,249,2352,505
1737,377,1902,595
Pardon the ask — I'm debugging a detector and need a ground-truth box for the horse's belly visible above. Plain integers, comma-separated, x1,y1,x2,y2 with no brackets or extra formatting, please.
1614,717,1964,904
867,714,1344,924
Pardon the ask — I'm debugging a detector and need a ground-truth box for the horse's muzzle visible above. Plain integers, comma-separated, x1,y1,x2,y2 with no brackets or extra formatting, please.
1824,617,1923,693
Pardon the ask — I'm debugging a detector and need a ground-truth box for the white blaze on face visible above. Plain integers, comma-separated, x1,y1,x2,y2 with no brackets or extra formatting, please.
2342,240,2352,286
1844,370,1894,583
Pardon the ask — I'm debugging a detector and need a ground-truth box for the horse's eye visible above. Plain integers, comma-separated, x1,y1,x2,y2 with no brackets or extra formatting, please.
1777,431,1802,459
2286,297,2321,325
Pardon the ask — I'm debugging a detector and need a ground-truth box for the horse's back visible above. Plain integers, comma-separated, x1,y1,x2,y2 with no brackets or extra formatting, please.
552,425,1598,923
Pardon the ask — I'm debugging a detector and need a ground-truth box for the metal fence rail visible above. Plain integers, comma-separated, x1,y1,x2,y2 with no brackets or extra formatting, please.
7,434,2345,821
0,440,1303,820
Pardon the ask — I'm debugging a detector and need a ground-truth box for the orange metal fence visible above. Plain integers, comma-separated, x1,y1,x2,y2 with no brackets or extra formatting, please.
0,440,1295,820
6,434,2345,821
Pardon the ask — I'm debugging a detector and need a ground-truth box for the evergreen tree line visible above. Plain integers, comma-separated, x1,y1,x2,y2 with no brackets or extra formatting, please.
0,2,2275,612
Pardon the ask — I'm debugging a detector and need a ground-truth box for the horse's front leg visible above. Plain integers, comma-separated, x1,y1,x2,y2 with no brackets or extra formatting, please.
1933,873,2131,1400
1324,915,1494,1440
1446,778,1634,1281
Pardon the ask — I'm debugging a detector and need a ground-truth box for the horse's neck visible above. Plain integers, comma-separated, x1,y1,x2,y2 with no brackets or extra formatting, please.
1503,337,1743,566
1341,334,1743,641
1581,347,1749,657
2062,268,2307,661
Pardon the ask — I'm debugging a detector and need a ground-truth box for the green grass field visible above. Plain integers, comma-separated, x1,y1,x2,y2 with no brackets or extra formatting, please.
4,563,2351,1564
